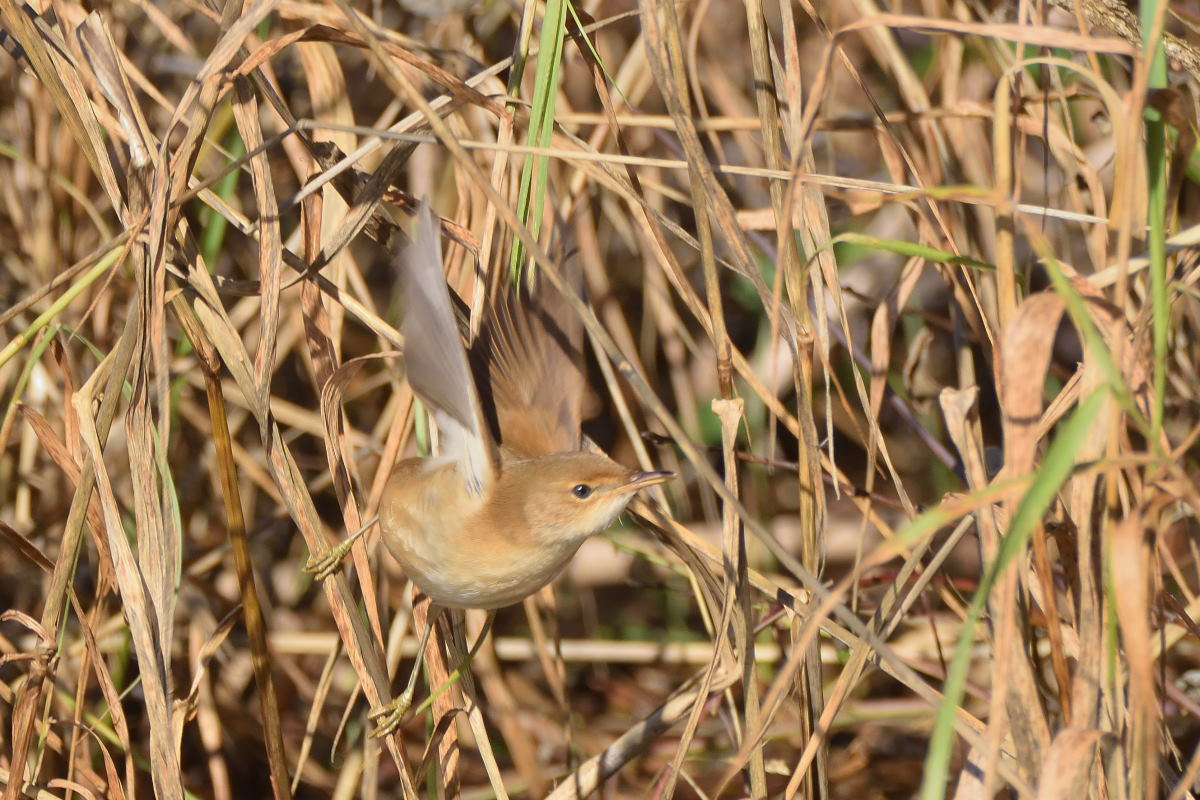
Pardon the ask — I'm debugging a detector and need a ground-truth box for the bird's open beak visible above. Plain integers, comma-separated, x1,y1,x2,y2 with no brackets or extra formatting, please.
622,470,675,492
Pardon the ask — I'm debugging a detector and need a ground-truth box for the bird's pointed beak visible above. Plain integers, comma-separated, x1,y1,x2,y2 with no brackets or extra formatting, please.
622,470,675,492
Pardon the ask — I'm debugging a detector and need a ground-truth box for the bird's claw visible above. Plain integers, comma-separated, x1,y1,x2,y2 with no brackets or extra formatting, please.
368,688,415,738
303,519,377,581
302,538,354,581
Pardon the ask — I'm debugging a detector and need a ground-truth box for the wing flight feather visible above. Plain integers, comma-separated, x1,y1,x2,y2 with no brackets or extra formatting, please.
400,201,496,495
484,262,586,458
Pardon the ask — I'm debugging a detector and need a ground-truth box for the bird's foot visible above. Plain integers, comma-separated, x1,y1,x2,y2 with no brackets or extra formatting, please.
302,539,354,581
302,517,378,580
368,687,415,738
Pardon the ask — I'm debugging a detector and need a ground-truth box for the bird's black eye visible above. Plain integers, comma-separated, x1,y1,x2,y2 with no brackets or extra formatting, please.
572,484,592,499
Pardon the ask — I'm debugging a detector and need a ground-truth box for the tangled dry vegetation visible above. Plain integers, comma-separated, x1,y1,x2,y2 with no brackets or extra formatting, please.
1,0,1199,797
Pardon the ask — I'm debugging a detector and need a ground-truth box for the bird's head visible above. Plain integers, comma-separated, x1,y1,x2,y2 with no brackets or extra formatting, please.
503,451,673,544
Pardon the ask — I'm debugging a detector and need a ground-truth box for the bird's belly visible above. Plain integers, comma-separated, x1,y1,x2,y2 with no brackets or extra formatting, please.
453,540,581,609
385,516,582,610
380,464,588,609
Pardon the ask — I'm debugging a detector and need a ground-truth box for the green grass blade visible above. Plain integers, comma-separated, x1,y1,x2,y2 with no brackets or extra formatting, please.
0,247,124,370
508,0,569,278
918,388,1108,800
1141,0,1168,446
827,231,996,271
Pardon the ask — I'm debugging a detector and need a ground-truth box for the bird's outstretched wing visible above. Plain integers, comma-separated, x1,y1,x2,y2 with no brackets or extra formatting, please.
483,260,586,458
400,201,496,495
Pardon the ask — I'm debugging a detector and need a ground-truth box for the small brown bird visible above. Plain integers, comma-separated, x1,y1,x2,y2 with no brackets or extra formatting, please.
332,202,672,734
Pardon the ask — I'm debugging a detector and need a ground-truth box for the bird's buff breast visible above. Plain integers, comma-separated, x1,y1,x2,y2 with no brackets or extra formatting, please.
379,463,583,609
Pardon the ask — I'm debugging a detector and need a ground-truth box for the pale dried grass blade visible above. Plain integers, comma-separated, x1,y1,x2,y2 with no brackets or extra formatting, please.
317,352,397,644
16,405,113,583
544,667,740,800
1034,728,1106,800
75,13,153,169
230,78,284,427
73,380,183,800
1112,514,1157,800
176,261,418,796
200,354,292,799
0,0,123,207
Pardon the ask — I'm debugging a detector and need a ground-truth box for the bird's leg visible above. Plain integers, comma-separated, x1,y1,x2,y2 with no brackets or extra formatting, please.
412,611,495,715
303,515,379,580
369,604,440,738
369,610,497,736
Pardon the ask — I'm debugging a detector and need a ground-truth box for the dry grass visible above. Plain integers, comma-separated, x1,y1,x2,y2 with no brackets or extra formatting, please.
1,0,1199,798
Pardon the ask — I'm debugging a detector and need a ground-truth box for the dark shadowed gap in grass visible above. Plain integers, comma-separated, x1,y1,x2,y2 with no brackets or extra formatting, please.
198,106,243,271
